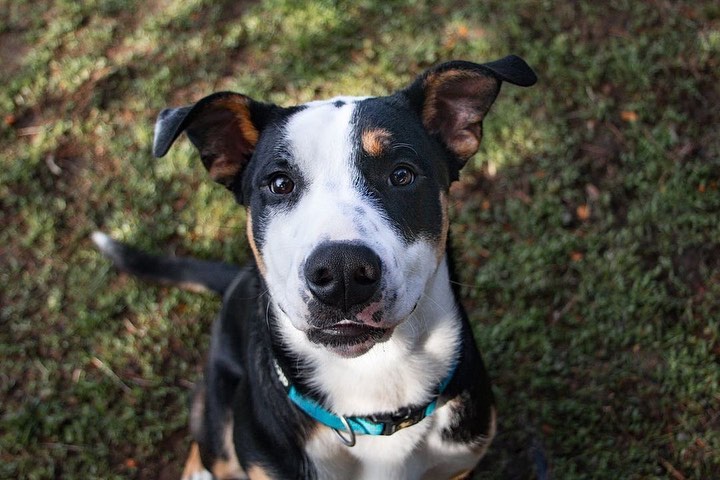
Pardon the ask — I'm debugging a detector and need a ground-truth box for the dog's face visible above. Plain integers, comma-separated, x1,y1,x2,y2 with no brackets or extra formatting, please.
153,57,536,358
242,96,453,357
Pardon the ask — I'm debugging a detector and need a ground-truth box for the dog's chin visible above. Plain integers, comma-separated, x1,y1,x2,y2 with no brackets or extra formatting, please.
306,323,393,358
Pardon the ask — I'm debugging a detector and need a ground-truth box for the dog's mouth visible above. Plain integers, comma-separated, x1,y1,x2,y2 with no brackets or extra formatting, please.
307,322,391,357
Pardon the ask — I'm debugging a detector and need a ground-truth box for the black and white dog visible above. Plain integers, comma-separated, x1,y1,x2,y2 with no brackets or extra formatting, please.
94,55,536,479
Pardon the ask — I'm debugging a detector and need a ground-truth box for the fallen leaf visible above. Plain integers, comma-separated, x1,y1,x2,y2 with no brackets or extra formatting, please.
576,204,591,220
621,110,639,122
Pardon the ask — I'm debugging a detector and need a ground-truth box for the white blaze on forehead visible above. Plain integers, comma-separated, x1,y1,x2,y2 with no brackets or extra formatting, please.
284,98,363,187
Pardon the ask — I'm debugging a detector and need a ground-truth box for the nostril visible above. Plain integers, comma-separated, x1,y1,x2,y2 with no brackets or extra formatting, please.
354,265,379,286
312,267,333,286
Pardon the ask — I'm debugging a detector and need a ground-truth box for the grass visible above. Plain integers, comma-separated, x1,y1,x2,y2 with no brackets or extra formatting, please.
1,0,718,478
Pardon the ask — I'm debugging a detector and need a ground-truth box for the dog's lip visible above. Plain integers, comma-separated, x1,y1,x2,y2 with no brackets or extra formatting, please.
307,322,389,346
307,322,392,358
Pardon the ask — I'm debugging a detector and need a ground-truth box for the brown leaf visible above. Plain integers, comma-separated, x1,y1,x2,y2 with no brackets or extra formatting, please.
621,110,639,122
576,204,591,221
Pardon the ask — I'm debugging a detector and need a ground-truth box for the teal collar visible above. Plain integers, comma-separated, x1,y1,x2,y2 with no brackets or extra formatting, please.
272,355,459,447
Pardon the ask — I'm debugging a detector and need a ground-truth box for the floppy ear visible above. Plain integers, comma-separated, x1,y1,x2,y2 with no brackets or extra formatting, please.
405,55,536,169
153,92,278,189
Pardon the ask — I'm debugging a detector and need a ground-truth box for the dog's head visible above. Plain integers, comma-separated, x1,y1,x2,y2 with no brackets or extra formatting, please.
154,56,536,358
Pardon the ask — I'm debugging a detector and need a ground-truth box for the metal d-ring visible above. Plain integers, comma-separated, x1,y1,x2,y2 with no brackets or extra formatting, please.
333,416,356,447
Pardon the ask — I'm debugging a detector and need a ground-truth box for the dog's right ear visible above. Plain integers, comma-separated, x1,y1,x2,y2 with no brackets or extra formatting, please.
153,92,278,189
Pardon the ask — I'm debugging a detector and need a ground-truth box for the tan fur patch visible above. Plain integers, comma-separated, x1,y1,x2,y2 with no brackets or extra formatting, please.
246,210,267,277
421,70,476,130
471,405,497,457
208,154,243,185
440,397,496,460
212,96,260,146
247,464,274,480
448,469,473,480
449,132,480,160
189,383,206,437
181,443,205,480
212,460,245,480
361,128,392,157
437,191,450,261
210,417,244,479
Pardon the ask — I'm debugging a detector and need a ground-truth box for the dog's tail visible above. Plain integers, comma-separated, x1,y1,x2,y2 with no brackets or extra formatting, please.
91,231,240,296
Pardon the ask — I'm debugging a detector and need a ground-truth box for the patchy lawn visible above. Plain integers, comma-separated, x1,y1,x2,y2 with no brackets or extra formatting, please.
1,0,718,478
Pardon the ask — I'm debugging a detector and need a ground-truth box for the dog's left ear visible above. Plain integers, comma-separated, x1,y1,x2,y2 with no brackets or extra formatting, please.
404,55,536,169
152,92,279,190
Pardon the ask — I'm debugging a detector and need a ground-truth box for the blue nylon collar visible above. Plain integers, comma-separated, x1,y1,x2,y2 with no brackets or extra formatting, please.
273,355,459,439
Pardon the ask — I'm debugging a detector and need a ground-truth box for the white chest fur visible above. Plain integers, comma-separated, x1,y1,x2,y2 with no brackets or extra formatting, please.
305,401,494,480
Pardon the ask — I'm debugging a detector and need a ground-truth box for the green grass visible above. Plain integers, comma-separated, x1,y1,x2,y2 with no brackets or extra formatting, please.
1,0,719,478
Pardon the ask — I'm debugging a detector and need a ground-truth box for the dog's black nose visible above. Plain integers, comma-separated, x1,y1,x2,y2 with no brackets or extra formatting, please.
304,243,382,311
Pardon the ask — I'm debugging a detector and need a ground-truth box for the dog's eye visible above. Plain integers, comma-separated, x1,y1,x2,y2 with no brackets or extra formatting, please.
389,166,415,187
269,173,294,195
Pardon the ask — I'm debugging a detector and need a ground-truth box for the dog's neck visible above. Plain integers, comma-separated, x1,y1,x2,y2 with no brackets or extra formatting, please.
271,256,462,416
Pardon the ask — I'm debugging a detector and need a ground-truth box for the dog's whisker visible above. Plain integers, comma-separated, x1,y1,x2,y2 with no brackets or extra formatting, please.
449,279,481,290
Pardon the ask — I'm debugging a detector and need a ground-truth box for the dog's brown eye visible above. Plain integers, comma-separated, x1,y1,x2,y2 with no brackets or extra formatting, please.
389,166,415,187
269,173,294,195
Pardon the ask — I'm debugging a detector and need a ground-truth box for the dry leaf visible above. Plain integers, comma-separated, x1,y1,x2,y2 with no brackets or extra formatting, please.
621,110,638,122
576,204,591,220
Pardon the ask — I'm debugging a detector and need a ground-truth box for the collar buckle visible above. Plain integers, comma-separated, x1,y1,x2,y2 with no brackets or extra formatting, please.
370,406,427,436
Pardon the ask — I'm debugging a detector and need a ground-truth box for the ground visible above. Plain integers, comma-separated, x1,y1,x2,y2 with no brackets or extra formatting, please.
1,0,719,478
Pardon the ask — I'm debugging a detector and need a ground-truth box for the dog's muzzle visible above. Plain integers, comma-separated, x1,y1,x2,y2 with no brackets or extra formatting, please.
302,242,390,356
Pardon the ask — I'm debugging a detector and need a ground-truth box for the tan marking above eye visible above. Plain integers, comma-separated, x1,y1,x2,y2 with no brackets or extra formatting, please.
362,128,393,157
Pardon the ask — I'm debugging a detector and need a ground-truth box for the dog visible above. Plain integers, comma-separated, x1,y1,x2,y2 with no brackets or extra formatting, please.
94,55,536,479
